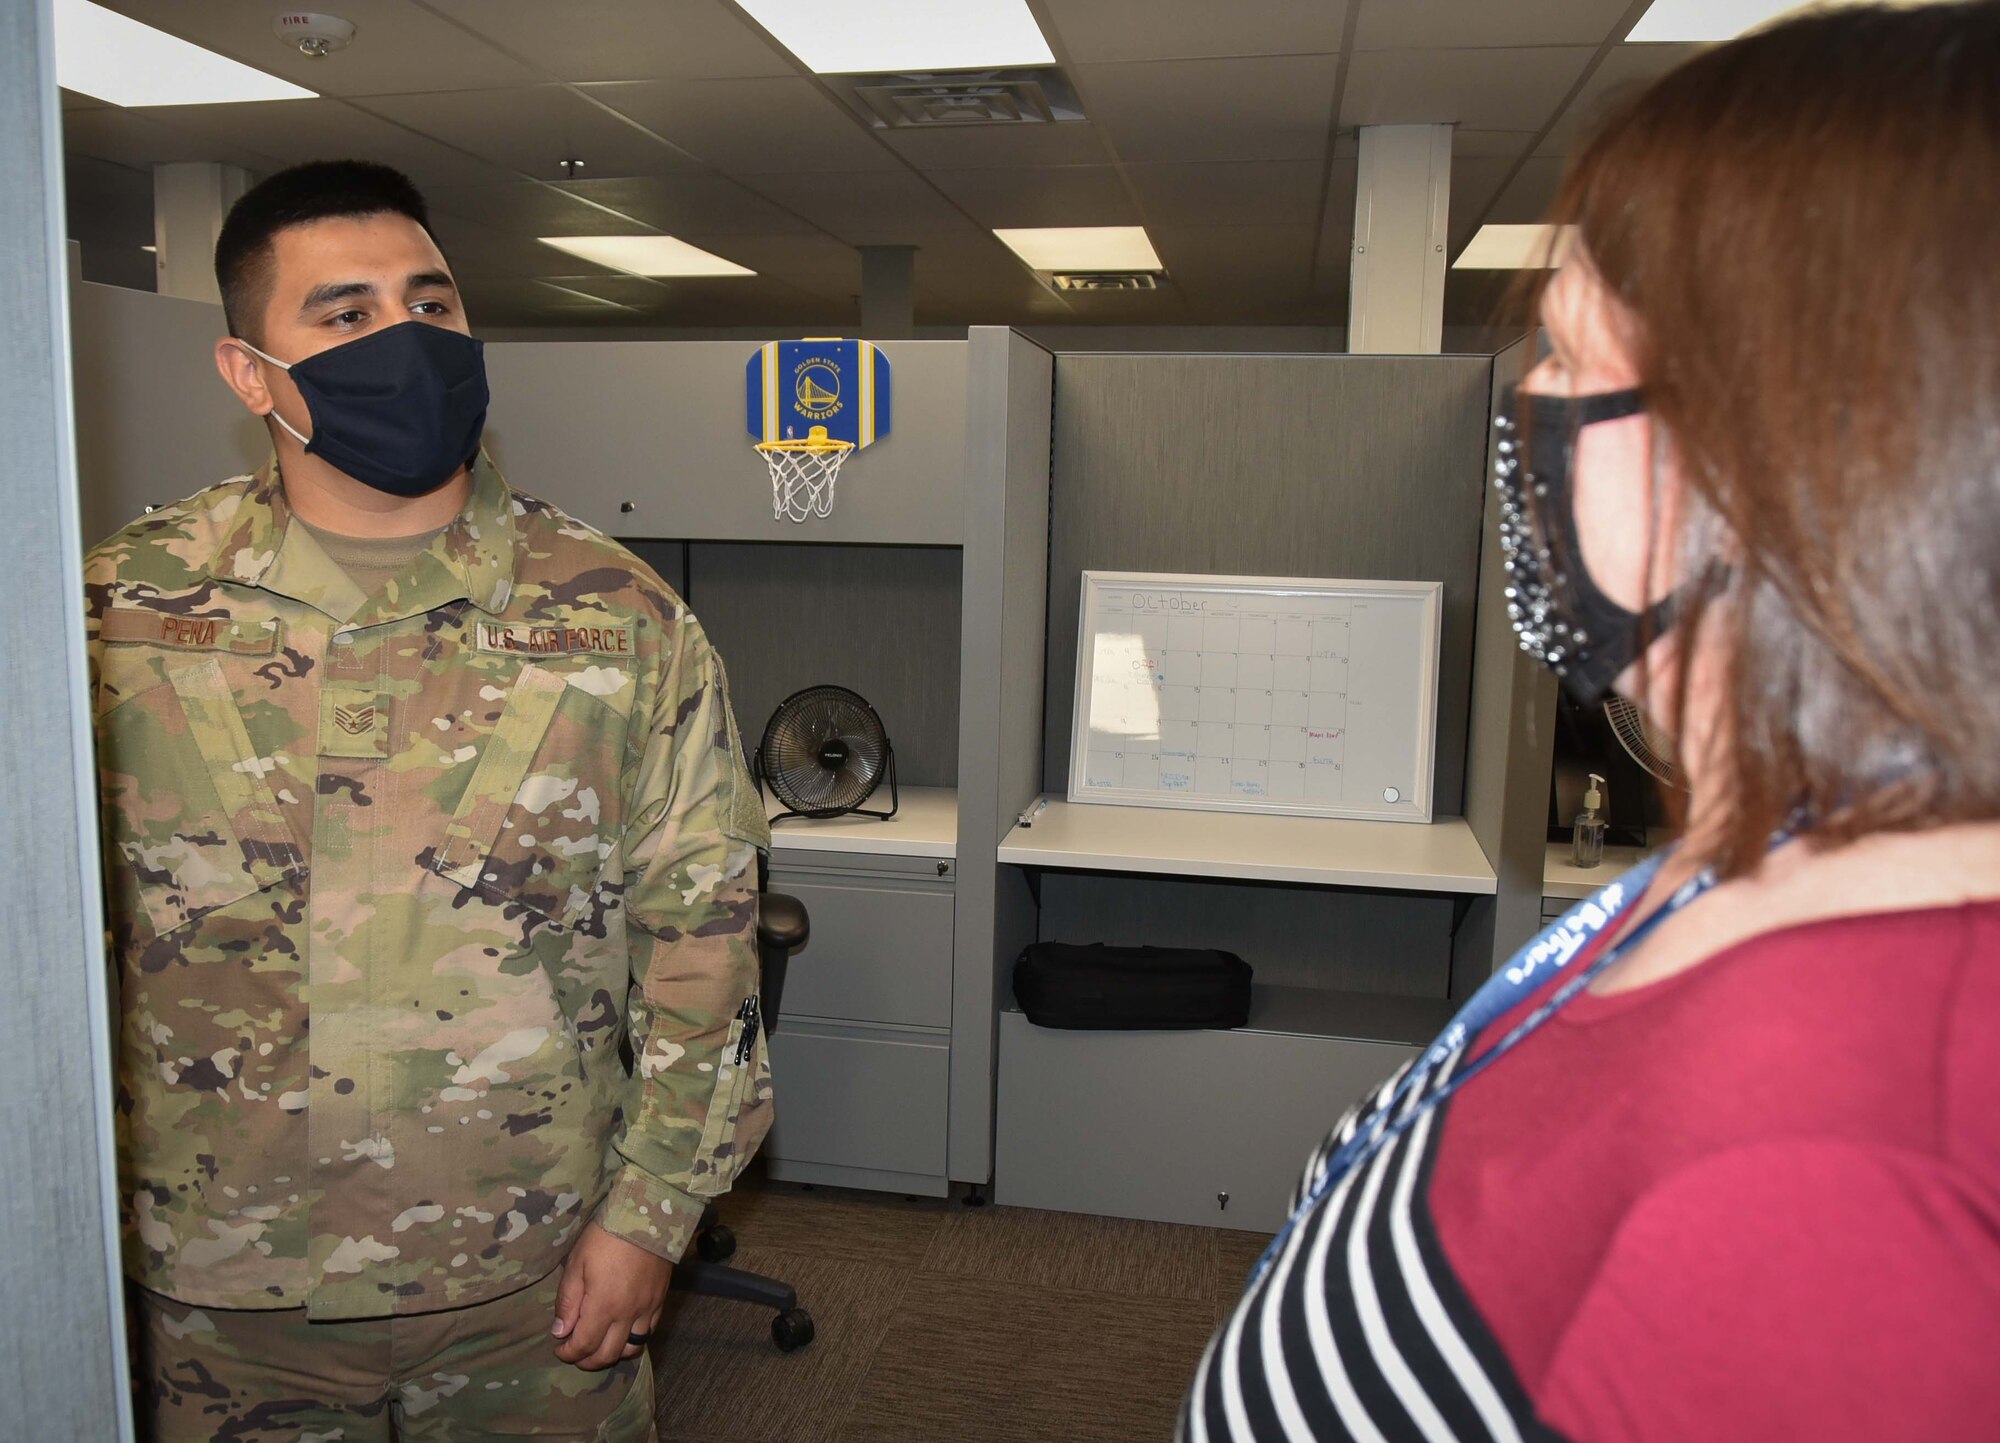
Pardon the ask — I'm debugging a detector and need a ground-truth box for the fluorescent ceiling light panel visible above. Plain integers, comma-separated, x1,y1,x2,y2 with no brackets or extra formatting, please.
735,0,1053,73
537,236,755,278
55,0,315,106
993,226,1163,272
1453,224,1577,270
1629,0,1939,42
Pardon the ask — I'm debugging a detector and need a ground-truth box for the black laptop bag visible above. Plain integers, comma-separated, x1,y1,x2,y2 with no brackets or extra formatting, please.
1013,941,1253,1030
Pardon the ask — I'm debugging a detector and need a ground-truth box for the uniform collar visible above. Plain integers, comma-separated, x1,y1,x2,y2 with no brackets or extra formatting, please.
207,449,519,627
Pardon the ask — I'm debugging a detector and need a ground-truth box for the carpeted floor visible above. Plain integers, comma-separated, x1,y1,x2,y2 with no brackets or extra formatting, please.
653,1166,1272,1442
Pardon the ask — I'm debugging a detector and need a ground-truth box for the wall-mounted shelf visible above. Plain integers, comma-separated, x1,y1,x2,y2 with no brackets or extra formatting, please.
1543,840,1650,901
765,785,957,861
998,796,1497,895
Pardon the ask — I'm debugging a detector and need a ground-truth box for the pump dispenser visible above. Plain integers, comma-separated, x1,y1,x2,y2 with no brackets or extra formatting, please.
1572,773,1607,868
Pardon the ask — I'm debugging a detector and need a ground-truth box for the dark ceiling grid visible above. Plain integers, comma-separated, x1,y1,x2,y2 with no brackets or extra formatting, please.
390,0,885,319
705,0,1086,320
1306,0,1363,303
1442,0,1658,258
55,0,1714,333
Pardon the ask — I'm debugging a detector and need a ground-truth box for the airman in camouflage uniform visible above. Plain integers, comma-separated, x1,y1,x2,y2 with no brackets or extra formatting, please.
89,450,772,1437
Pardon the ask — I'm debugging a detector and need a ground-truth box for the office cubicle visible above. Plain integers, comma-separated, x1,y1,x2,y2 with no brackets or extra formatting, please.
67,293,1547,1229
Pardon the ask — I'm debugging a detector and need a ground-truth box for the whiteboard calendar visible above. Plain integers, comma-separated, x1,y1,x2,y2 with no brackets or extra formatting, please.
1068,572,1443,823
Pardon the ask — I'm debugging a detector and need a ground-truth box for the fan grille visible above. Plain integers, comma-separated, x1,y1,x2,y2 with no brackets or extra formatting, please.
762,685,890,816
1604,695,1681,788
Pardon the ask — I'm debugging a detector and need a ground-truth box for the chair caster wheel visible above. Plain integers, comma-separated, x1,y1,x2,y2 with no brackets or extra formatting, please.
695,1224,737,1263
772,1308,815,1352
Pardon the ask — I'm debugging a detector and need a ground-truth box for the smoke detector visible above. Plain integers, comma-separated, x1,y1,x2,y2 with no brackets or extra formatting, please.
274,13,356,58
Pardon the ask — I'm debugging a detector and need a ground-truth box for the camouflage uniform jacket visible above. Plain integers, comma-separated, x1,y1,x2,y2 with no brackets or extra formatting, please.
85,454,774,1320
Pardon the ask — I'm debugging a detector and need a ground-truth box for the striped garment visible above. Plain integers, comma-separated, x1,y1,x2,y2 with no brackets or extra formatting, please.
1182,1050,1553,1443
1182,900,2000,1443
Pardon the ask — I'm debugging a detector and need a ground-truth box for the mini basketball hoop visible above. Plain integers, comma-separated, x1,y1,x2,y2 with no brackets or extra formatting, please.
746,339,892,524
757,425,855,523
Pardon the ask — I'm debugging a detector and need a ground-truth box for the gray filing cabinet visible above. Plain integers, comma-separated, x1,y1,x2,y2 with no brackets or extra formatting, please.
764,841,957,1197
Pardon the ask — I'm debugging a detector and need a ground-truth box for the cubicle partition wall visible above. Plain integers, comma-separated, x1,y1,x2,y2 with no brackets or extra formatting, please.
67,298,1547,1231
69,303,1053,1203
480,333,1047,1199
993,348,1552,1231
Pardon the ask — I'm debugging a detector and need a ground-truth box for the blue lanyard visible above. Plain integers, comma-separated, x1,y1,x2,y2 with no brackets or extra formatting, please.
1251,845,1721,1284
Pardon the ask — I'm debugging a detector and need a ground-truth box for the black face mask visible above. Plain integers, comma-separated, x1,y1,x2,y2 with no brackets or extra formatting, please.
242,322,490,498
1493,384,1676,708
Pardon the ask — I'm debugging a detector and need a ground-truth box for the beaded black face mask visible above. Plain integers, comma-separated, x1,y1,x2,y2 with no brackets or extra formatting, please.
1494,384,1676,708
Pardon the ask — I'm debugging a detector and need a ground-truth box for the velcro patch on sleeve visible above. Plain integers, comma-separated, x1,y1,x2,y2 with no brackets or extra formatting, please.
102,607,281,655
474,620,635,657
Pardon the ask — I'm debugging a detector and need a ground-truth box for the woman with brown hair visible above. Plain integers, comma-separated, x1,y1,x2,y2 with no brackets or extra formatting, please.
1185,4,2000,1439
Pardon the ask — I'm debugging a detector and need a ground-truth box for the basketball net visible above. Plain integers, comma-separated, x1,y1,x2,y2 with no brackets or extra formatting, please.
757,425,855,522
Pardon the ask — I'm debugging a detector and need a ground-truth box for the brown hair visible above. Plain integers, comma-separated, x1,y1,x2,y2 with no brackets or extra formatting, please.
1528,0,2000,876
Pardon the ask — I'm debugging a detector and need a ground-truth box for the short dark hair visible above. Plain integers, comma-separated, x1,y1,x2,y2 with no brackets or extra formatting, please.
214,160,443,344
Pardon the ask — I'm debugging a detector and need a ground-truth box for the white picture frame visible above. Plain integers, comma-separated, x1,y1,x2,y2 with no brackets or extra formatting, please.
1067,571,1444,823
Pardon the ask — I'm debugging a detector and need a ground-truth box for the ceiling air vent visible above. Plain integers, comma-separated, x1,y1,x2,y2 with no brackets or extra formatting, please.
843,67,1084,128
1052,271,1164,292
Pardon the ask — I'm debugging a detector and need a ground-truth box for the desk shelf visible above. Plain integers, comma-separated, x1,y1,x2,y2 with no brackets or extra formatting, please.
766,786,958,861
997,796,1497,895
1542,841,1650,902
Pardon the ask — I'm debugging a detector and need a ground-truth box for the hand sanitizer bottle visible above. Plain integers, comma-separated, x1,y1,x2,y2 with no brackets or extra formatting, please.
1572,773,1607,869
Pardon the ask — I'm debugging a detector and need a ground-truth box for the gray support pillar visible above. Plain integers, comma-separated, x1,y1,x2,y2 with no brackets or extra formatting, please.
1,1,133,1439
1348,124,1451,355
859,244,916,340
153,160,251,303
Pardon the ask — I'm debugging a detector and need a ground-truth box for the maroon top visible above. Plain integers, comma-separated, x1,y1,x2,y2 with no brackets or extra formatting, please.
1430,899,2000,1441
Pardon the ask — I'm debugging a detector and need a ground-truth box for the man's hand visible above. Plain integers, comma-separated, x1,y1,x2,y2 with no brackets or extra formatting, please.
551,1222,674,1370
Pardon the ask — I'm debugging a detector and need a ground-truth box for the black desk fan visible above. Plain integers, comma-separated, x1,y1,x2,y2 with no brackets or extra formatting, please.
756,685,900,823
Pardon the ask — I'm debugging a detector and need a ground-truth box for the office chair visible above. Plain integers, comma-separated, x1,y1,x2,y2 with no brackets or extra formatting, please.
667,873,815,1352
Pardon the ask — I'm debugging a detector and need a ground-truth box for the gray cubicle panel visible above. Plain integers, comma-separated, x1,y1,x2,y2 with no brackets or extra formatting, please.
1042,353,1493,813
951,328,1056,1186
1452,335,1560,991
67,278,265,546
481,340,967,546
668,541,964,788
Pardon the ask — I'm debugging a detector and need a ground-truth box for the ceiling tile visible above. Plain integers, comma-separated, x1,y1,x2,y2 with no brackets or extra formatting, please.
424,180,659,239
1040,0,1347,63
1484,156,1568,224
1126,161,1324,230
421,0,795,82
101,0,543,97
1340,46,1595,131
1444,268,1523,329
60,106,284,173
582,78,903,174
129,99,517,190
1075,54,1340,164
554,175,814,235
355,86,706,181
667,232,861,292
1536,43,1705,157
1354,0,1632,51
1151,224,1318,294
1312,156,1360,291
734,171,978,246
424,209,618,280
1454,129,1539,158
876,120,1112,170
922,165,1136,228
1447,156,1521,237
